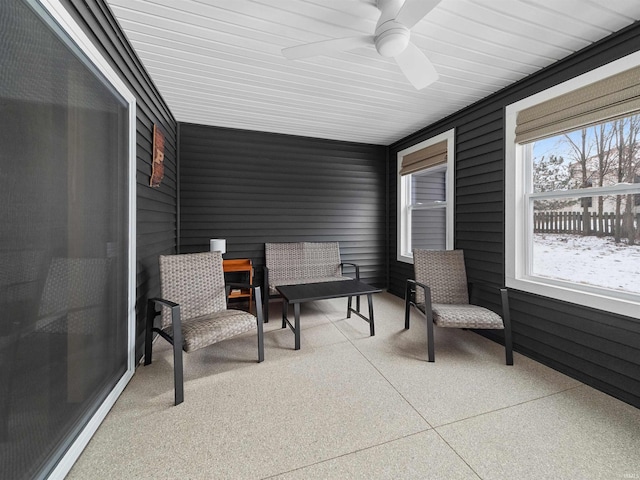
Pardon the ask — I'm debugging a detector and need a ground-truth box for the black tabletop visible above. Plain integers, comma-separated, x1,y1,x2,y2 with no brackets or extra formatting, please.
276,279,382,303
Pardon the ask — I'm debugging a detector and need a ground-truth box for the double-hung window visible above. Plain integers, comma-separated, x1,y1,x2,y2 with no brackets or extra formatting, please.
505,52,640,319
397,129,455,263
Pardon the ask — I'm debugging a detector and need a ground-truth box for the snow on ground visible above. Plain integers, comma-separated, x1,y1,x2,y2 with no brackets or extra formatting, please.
533,233,640,294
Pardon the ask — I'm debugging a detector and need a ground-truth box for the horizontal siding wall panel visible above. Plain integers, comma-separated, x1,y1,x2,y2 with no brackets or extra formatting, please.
456,117,504,144
179,123,387,289
64,0,178,360
510,304,639,404
457,170,503,187
388,21,640,407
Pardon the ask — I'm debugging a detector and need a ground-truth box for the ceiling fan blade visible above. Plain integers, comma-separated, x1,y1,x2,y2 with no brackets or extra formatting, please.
282,35,374,60
395,0,442,30
393,42,439,90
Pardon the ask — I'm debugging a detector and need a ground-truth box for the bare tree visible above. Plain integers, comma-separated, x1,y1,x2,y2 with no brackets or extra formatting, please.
623,115,640,244
591,123,615,235
613,118,627,242
613,115,640,244
564,129,593,235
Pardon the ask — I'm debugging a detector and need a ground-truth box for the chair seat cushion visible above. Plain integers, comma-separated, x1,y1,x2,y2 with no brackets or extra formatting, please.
417,303,504,329
163,309,256,352
269,275,350,295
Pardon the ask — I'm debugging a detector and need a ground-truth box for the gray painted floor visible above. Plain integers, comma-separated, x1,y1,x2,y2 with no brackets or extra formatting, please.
68,292,640,479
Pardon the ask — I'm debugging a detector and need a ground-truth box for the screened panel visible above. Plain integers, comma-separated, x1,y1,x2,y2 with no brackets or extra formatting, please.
411,208,447,251
0,1,129,478
411,168,446,203
532,195,639,295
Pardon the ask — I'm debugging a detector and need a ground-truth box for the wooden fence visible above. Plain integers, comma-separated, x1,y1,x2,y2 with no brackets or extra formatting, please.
533,211,639,236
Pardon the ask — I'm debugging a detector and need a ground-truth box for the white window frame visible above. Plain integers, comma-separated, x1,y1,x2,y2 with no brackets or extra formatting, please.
505,51,640,320
397,129,455,263
36,0,138,478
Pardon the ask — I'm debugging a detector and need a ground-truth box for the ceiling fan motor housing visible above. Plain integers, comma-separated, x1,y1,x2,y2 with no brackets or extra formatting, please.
375,22,410,57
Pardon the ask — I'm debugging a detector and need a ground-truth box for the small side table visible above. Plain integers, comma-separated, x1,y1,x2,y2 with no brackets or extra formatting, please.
222,258,253,313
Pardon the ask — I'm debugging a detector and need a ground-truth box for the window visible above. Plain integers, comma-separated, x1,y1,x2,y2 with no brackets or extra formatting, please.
505,52,640,319
397,129,454,263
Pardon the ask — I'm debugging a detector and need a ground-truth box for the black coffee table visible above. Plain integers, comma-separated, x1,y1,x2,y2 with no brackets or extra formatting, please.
276,279,382,350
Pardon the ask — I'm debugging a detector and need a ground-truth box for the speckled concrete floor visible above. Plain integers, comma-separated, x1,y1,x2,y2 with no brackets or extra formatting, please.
67,292,640,479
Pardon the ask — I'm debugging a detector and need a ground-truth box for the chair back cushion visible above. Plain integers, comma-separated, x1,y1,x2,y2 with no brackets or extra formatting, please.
302,242,341,278
37,257,109,334
265,242,341,283
159,252,226,328
265,242,305,283
413,249,469,305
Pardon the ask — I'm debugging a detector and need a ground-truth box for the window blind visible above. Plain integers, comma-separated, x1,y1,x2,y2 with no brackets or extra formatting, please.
399,140,447,176
515,65,640,144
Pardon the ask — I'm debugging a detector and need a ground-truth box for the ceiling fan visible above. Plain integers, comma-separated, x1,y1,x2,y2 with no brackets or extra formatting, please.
282,0,441,90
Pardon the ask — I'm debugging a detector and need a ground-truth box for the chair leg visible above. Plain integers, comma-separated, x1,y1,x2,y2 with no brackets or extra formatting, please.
170,305,184,406
255,287,265,363
504,323,513,366
173,342,184,406
500,288,514,366
404,300,411,329
263,271,270,323
144,299,155,365
404,281,412,329
426,310,435,362
257,321,265,363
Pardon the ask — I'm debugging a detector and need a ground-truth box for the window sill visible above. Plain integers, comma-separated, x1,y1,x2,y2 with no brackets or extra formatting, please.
397,253,414,264
506,275,639,320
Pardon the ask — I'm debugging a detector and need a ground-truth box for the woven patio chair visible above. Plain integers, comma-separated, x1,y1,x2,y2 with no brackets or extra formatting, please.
145,251,264,405
404,249,513,365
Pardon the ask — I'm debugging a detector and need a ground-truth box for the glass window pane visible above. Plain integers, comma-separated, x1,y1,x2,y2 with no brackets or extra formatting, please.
532,115,640,193
411,208,446,251
0,1,129,478
532,195,640,294
411,168,446,204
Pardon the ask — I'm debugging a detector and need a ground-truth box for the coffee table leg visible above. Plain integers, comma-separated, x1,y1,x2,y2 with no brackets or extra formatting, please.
282,299,288,329
294,302,301,350
368,293,375,336
347,296,352,318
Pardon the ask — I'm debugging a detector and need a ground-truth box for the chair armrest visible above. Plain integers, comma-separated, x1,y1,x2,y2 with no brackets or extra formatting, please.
405,279,431,304
468,281,506,303
340,262,360,280
149,297,179,309
224,284,264,323
147,297,182,346
468,282,509,319
226,282,260,298
226,282,258,289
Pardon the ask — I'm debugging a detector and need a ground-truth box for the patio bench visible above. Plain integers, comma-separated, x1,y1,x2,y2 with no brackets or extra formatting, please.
263,241,359,321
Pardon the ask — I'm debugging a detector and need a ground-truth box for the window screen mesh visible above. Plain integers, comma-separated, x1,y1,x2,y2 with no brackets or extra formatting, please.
0,1,129,478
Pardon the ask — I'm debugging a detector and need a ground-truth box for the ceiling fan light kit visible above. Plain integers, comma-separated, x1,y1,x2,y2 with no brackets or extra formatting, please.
281,0,441,90
374,24,410,57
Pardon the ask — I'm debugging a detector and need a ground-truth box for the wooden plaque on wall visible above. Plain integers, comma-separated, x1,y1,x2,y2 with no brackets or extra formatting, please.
150,124,165,187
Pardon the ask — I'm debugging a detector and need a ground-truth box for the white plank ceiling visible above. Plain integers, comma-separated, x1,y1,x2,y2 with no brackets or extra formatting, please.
106,0,640,145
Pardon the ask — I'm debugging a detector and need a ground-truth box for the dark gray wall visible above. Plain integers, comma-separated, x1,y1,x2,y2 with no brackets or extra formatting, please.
63,0,178,359
389,22,640,408
179,123,387,288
